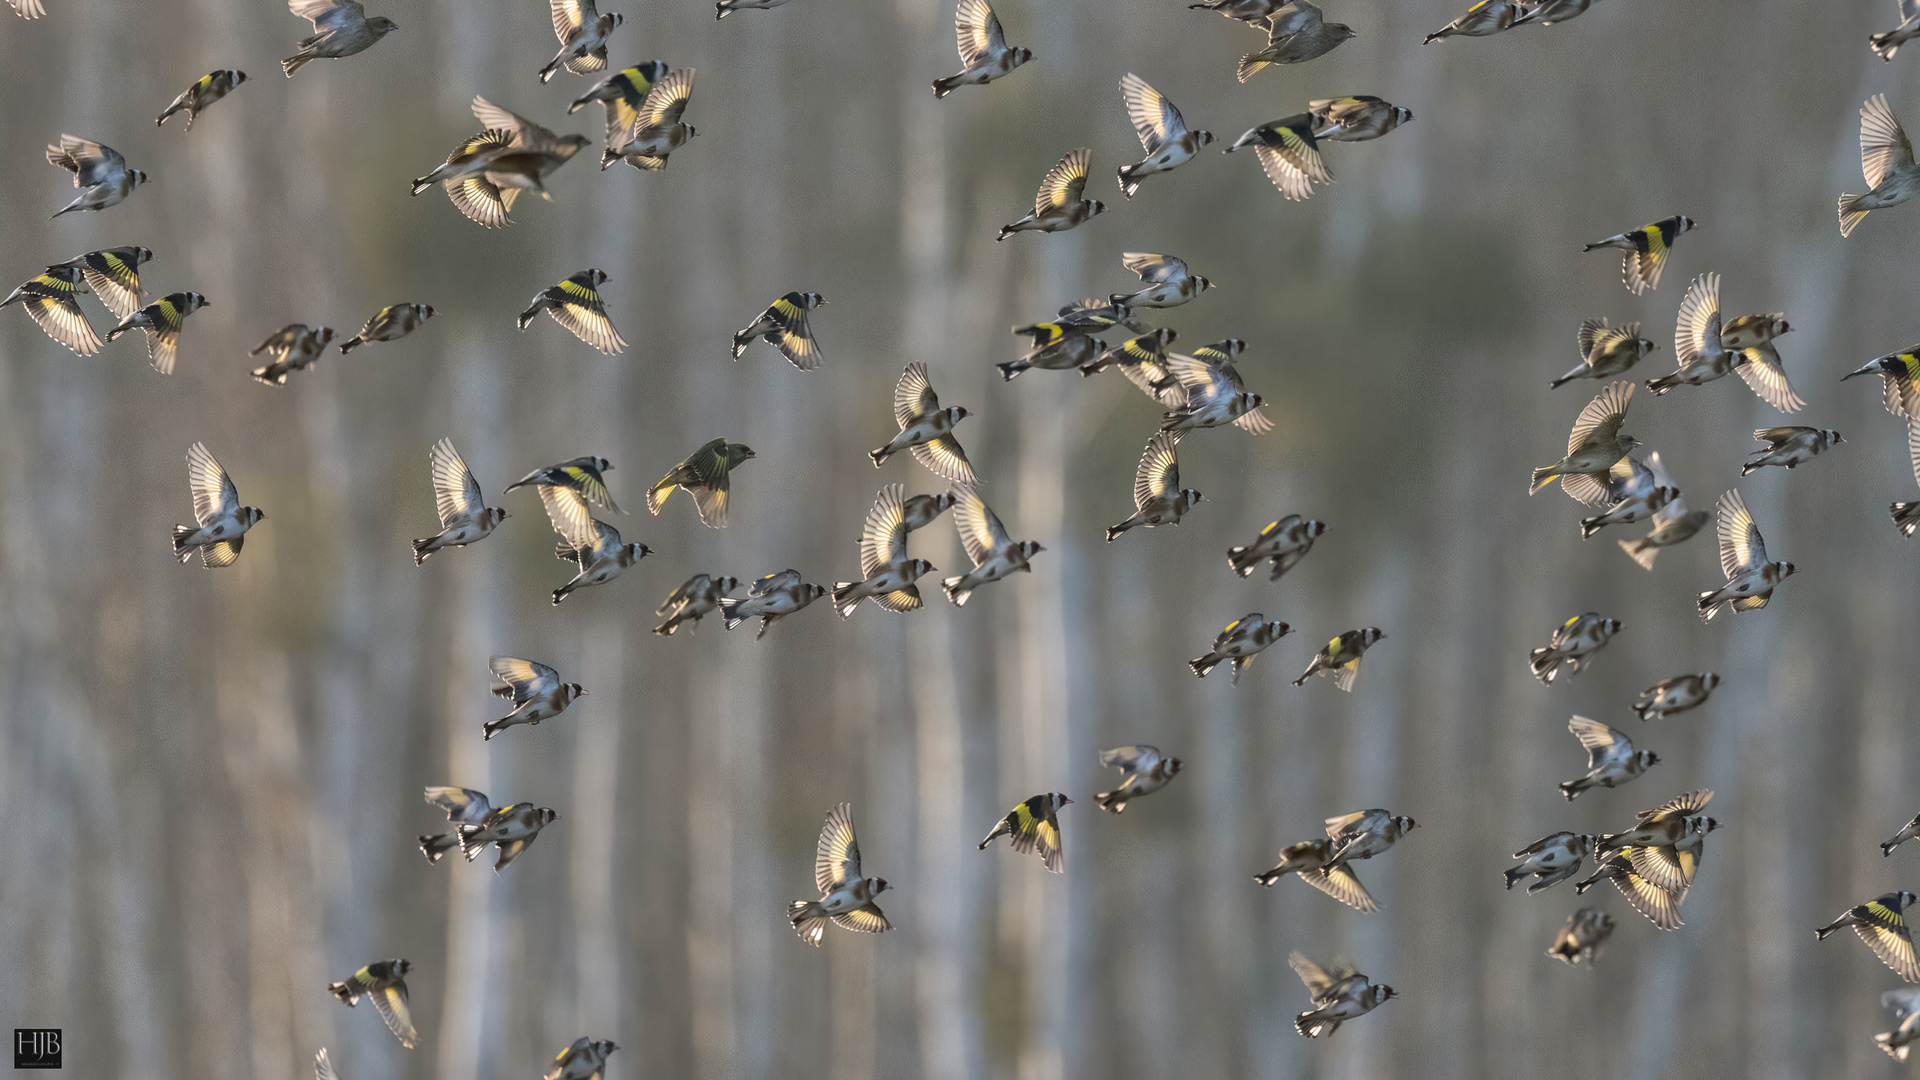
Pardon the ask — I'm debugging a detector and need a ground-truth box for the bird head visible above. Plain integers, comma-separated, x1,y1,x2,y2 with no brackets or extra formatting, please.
602,12,624,29
586,268,610,285
1209,338,1246,356
1701,673,1722,690
933,491,958,514
1013,47,1034,65
130,170,150,188
368,15,399,34
1770,317,1794,336
1016,541,1045,564
183,291,209,312
1223,129,1259,153
564,683,589,701
244,506,268,526
484,507,509,527
625,541,654,562
1372,983,1395,1002
537,807,560,826
1901,891,1920,908
715,575,741,593
1243,392,1265,410
1638,750,1661,769
228,70,250,86
1335,23,1357,39
1268,619,1293,638
871,877,892,895
1394,816,1419,833
132,246,156,266
948,406,972,422
317,327,336,345
417,304,437,319
1307,519,1328,537
804,292,828,308
909,558,938,578
1392,105,1415,126
804,583,828,602
1194,130,1217,148
594,456,615,471
1640,337,1659,352
1824,429,1844,444
1694,816,1722,836
1776,561,1798,580
1181,489,1205,508
1155,327,1178,345
1052,794,1074,808
1602,617,1623,635
389,958,413,977
1197,276,1215,292
1362,627,1386,644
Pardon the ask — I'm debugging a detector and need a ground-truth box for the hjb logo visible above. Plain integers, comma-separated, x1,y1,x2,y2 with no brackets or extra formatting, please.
13,1029,60,1069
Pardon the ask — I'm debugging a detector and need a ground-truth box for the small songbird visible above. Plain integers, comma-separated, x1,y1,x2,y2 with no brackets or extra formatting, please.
1897,421,1920,537
1253,838,1375,911
541,484,652,603
602,68,698,171
1116,74,1212,199
539,0,623,83
46,135,146,218
1423,0,1523,42
568,61,669,153
1238,1,1355,81
1574,851,1678,929
789,802,892,945
1325,808,1417,863
1559,716,1658,800
416,97,593,226
1883,813,1920,857
456,801,560,871
249,324,334,385
716,0,788,15
171,442,265,567
1698,489,1795,621
1527,613,1622,684
1292,628,1385,692
545,1037,619,1080
1,266,101,354
339,303,433,352
1080,327,1179,398
1223,115,1329,200
282,0,399,76
1595,789,1714,858
647,438,755,528
999,332,1106,380
719,569,829,638
1289,953,1393,1038
932,0,1031,98
978,793,1072,873
505,456,620,514
1841,95,1920,237
1110,252,1212,311
484,656,587,740
1877,987,1920,1062
833,485,939,616
327,959,416,1049
1107,431,1203,541
1514,0,1599,26
1618,458,1709,569
1308,96,1413,142
156,70,248,131
519,268,625,353
1842,346,1920,421
412,439,507,564
1189,615,1291,683
871,363,977,482
654,574,740,635
733,291,825,370
1529,380,1638,504
1093,744,1182,813
1227,514,1326,579
105,292,208,374
1740,427,1842,474
1505,831,1595,893
1872,0,1920,60
902,490,959,532
1546,908,1616,966
1583,214,1696,295
418,785,496,862
1550,318,1656,388
1578,455,1676,538
998,149,1105,239
941,484,1043,606
1633,673,1720,721
50,245,152,320
1816,892,1920,981
1161,347,1269,433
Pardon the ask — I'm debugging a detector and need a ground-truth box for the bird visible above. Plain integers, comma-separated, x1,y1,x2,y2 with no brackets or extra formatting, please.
1741,427,1842,474
941,484,1043,606
902,490,959,531
978,793,1071,873
50,245,151,320
1897,421,1920,537
338,303,433,352
1189,615,1292,683
567,62,669,154
1883,813,1920,857
1227,514,1326,579
1877,988,1920,1062
1577,454,1676,538
1527,613,1622,684
716,0,787,15
417,785,497,862
1307,96,1413,142
871,363,977,483
832,485,939,616
999,332,1107,381
1223,114,1330,200
413,439,507,564
1559,716,1658,800
1872,0,1920,60
455,802,560,871
1107,431,1203,541
1546,908,1616,966
1633,673,1720,721
1529,380,1637,504
932,0,1031,98
156,70,248,131
732,292,825,370
1080,327,1180,401
1816,892,1920,981
1594,789,1714,859
998,149,1105,239
1116,74,1212,199
1253,838,1376,911
1424,0,1523,42
505,456,621,514
1841,95,1920,237
282,0,398,76
1,266,100,354
327,959,416,1049
519,268,625,354
249,324,335,385
1514,0,1600,25
484,656,587,740
413,130,519,226
1720,309,1793,350
46,135,146,217
602,68,698,171
1161,346,1270,433
1291,628,1386,692
1289,953,1393,1038
314,1047,339,1080
789,803,892,945
1237,1,1355,81
1325,808,1418,863
416,97,593,225
1617,454,1710,569
1093,745,1181,813
1110,252,1212,311
1584,214,1695,295
719,569,830,638
105,292,208,375
545,1037,620,1080
171,443,265,568
1698,489,1795,621
654,574,741,635
538,0,623,83
541,484,652,603
1505,832,1595,893
1550,318,1656,388
647,438,754,528
1841,345,1920,420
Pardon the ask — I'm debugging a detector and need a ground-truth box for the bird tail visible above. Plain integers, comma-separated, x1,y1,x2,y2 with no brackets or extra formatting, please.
931,77,957,98
831,583,861,618
1235,54,1268,83
941,575,972,607
455,823,492,862
1527,466,1559,495
1893,501,1920,537
1558,780,1584,801
1875,1031,1911,1062
482,716,512,741
1188,653,1220,678
1527,647,1560,682
715,0,732,17
788,900,828,945
516,303,542,330
1839,195,1871,238
1117,167,1142,200
868,446,891,467
1504,867,1527,890
996,359,1028,381
419,833,458,862
1294,1011,1336,1038
327,981,356,1005
171,525,199,563
652,614,681,636
250,364,290,386
338,337,362,353
1549,370,1583,389
411,537,437,565
538,58,562,84
1871,31,1905,61
978,820,1010,850
282,54,310,77
1813,920,1845,940
1253,868,1284,887
1094,790,1125,813
717,597,746,630
1105,523,1127,543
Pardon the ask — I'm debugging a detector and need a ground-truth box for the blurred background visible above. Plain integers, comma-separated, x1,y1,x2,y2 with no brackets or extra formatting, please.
3,0,1920,1077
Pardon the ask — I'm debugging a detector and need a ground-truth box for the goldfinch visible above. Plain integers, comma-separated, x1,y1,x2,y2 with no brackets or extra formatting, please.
998,148,1105,239
1161,345,1270,433
1558,716,1657,800
1583,214,1695,295
46,135,146,217
1081,329,1179,402
249,324,334,385
941,484,1043,606
1308,96,1413,142
412,439,507,564
1189,614,1291,683
902,490,959,531
105,291,208,374
519,268,625,354
1,266,100,354
156,70,248,131
647,438,754,528
1423,0,1522,42
1325,808,1417,863
51,245,151,319
1841,95,1920,237
1618,467,1709,569
1632,673,1719,721
718,569,829,638
1527,613,1621,684
1550,318,1656,388
456,802,559,871
1816,892,1920,981
1227,514,1325,579
1238,1,1355,81
1872,1,1920,60
978,793,1071,873
932,0,1031,98
1117,74,1213,199
282,0,399,76
1740,427,1841,474
1253,838,1376,911
998,333,1106,381
338,303,433,352
653,573,740,635
1110,252,1212,311
538,0,623,84
1291,628,1385,692
567,62,669,153
1646,272,1741,396
484,656,587,740
1594,789,1714,858
541,484,652,603
545,1037,619,1080
1546,908,1615,966
1841,345,1920,420
832,485,939,616
1877,988,1920,1062
1514,0,1599,26
1698,489,1795,621
1882,813,1920,857
1577,454,1676,538
1505,831,1595,893
1093,745,1181,813
602,67,697,171
1107,431,1202,540
171,442,266,568
413,97,592,226
505,456,621,514
1223,114,1330,200
1290,953,1393,1037
789,803,892,945
733,291,825,370
418,785,495,862
327,959,416,1049
1529,380,1638,504
871,363,976,482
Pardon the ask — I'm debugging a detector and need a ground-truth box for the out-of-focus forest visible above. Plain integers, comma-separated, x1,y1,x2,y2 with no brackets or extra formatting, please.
3,0,1920,1077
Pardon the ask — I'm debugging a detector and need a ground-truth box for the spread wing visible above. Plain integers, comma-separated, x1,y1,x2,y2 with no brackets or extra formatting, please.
1036,148,1091,212
314,1048,339,1080
547,275,625,354
79,248,145,319
1715,489,1766,576
489,656,559,701
894,362,940,427
48,135,123,187
1861,94,1916,189
1608,854,1684,930
1324,808,1383,839
638,69,695,131
873,585,925,613
186,441,239,526
751,568,800,597
1628,843,1694,896
1567,714,1627,767
860,485,912,577
23,286,100,355
950,483,1010,568
1120,73,1184,153
539,483,600,554
471,95,555,149
1133,432,1180,510
1856,905,1920,981
1675,273,1720,359
1288,952,1336,996
1099,744,1159,772
955,0,1005,66
1735,343,1804,413
1299,864,1377,913
1513,831,1573,858
1167,353,1235,404
551,0,588,42
910,436,976,484
1122,251,1185,284
430,438,483,527
1636,789,1713,823
425,786,493,823
814,802,863,893
831,906,893,933
369,982,418,1049
1252,125,1329,202
1569,381,1633,454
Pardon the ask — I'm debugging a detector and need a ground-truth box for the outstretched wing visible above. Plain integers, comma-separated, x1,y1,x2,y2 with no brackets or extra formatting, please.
489,656,559,702
815,802,863,893
955,0,1006,66
1734,343,1804,413
1569,381,1633,454
1861,94,1916,189
950,483,1011,568
186,442,240,526
430,438,483,527
1036,148,1091,213
1133,432,1180,510
637,69,696,131
1121,251,1185,284
1715,489,1766,576
860,485,912,577
1675,274,1720,359
894,362,940,427
1299,864,1377,913
539,483,601,554
1120,73,1184,154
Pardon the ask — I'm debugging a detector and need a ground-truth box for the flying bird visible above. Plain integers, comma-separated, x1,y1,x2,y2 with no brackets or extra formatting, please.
1110,252,1212,311
1237,1,1355,81
1529,380,1637,503
249,324,335,385
538,0,623,84
654,574,741,635
545,1038,620,1080
541,484,652,603
978,793,1072,872
1545,908,1615,966
932,0,1030,98
871,363,976,483
941,484,1043,606
156,70,248,131
567,62,670,154
998,148,1105,239
1292,628,1385,692
1740,427,1841,474
1093,745,1181,813
1227,514,1326,579
1307,96,1413,142
171,442,265,568
505,456,621,514
1190,614,1292,683
719,569,830,638
1877,987,1920,1062
454,801,560,871
50,245,151,320
832,485,939,616
1558,716,1658,800
788,803,892,945
46,135,147,217
1424,0,1523,42
1527,613,1621,684
105,292,208,374
1841,95,1920,237
412,439,508,564
733,291,825,370
1632,673,1720,721
1816,892,1920,981
1289,953,1393,1037
1116,74,1213,198
1224,115,1329,200
1505,831,1595,893
1107,431,1203,540
1,266,100,354
327,959,416,1049
602,68,698,171
647,438,755,527
1872,0,1920,60
1325,808,1418,864
339,303,433,352
1253,838,1376,911
417,785,498,862
519,268,626,353
1584,214,1695,295
485,656,587,740
282,0,399,76
1698,489,1796,621
1550,317,1656,388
